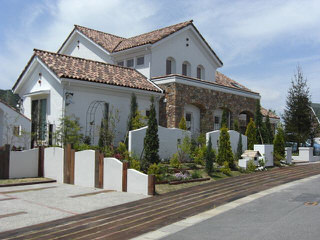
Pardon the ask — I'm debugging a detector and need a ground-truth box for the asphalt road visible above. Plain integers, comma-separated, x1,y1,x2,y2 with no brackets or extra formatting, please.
162,174,320,240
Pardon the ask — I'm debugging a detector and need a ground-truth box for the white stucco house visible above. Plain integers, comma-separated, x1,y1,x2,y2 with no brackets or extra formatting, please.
0,99,31,149
12,20,277,147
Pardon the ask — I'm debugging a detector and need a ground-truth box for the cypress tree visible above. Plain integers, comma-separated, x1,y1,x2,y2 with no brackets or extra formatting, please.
274,124,285,158
233,119,240,132
143,96,160,167
246,118,256,150
265,114,274,144
255,100,265,144
217,126,234,168
283,66,311,148
236,133,243,160
221,108,228,128
205,136,215,174
179,117,187,130
128,93,138,132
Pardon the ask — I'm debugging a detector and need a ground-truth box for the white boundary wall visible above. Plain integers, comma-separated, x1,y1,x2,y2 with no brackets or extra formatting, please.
44,147,64,183
292,147,320,162
9,148,38,178
103,158,123,191
129,126,191,160
74,150,95,188
254,144,274,167
285,147,292,164
206,130,247,155
127,169,148,195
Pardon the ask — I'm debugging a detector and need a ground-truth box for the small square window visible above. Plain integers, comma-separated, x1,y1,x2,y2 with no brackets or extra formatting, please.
137,56,144,66
117,61,124,66
13,126,21,136
126,59,134,68
146,110,150,117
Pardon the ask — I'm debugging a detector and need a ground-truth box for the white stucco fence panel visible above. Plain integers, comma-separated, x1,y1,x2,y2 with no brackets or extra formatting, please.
285,147,292,164
254,144,274,167
9,149,38,178
129,126,191,160
206,130,247,155
103,158,123,191
74,150,95,188
127,169,148,196
44,147,64,183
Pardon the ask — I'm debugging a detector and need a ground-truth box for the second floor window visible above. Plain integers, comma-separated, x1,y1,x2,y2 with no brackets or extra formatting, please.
166,59,172,74
117,61,124,66
137,56,144,66
197,67,202,79
126,59,134,68
182,63,187,76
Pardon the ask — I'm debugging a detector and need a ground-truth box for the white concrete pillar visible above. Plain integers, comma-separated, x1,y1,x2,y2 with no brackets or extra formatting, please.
298,147,313,162
285,147,292,164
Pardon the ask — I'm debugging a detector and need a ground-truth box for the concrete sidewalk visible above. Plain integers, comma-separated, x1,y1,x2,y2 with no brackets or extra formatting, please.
0,182,147,232
138,174,320,240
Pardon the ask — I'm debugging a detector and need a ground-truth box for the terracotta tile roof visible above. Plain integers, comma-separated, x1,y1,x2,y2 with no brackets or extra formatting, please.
113,20,193,52
261,107,280,119
151,73,259,95
215,71,255,93
75,25,124,52
14,49,161,93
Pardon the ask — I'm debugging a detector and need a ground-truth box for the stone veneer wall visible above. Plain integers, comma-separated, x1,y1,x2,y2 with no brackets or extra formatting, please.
159,82,258,133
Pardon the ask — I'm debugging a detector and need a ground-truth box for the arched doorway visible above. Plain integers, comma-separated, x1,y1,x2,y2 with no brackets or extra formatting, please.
184,104,200,135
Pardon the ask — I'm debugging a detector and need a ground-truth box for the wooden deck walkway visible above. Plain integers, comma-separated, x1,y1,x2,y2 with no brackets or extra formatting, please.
1,163,320,240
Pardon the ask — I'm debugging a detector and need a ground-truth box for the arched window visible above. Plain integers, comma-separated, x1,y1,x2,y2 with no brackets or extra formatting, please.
166,57,176,75
197,65,205,80
182,61,191,76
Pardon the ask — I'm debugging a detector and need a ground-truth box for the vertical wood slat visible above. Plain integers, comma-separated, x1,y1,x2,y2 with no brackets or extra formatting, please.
0,145,10,179
95,151,104,189
38,146,44,177
63,144,71,184
148,175,156,196
122,161,129,192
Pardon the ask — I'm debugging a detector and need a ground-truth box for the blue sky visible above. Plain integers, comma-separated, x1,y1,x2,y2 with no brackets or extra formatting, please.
1,0,320,116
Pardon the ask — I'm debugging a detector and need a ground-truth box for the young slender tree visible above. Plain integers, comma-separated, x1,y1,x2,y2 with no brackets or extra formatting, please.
143,96,160,167
274,124,285,158
246,118,256,150
217,126,234,169
205,136,215,174
283,66,312,148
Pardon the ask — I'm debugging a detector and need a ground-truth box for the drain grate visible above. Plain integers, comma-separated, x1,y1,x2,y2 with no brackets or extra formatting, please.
304,201,318,206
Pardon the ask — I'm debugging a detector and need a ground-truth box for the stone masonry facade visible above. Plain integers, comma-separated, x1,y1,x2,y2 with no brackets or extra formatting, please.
158,82,258,133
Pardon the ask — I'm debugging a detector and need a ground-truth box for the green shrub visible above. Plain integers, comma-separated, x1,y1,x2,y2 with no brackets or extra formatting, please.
129,159,141,171
205,136,215,174
220,161,231,175
217,126,234,169
147,163,162,181
178,117,187,130
247,160,256,172
170,153,181,169
193,145,206,165
245,118,256,150
74,143,99,151
191,170,202,179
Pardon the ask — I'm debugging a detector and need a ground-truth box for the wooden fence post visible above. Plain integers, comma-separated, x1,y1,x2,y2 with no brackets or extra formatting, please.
148,174,156,196
95,151,104,189
0,144,10,179
122,161,129,192
38,146,44,177
70,149,75,184
63,144,72,184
